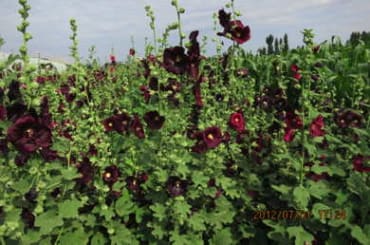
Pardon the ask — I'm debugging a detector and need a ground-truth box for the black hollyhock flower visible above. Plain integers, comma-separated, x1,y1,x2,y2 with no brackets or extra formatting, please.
224,160,241,177
21,208,35,228
7,115,52,154
187,31,201,79
0,105,6,120
203,126,223,149
335,110,363,128
113,112,131,133
148,77,159,91
6,102,28,122
139,85,151,103
218,9,231,29
163,46,189,75
76,157,95,186
39,147,59,162
217,10,251,44
0,138,8,155
102,116,116,132
352,155,370,173
24,188,38,203
130,115,145,139
166,176,188,197
143,111,165,130
15,153,30,166
103,165,121,187
8,80,22,101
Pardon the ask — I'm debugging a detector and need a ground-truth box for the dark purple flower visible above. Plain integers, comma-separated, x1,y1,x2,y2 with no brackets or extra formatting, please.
76,157,95,186
143,111,165,130
21,208,35,228
166,176,188,197
139,85,151,103
7,115,52,153
39,147,59,162
217,10,251,44
335,110,363,128
163,46,189,75
203,126,223,149
113,113,131,133
24,188,38,203
102,116,116,132
0,105,6,121
352,155,370,173
130,115,145,139
8,80,22,101
15,153,30,166
103,165,121,187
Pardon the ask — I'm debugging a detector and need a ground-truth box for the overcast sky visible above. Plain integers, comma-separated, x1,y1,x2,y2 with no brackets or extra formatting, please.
1,0,370,63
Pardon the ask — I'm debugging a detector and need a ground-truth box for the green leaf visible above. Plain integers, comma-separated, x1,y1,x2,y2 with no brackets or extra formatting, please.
271,184,292,195
58,199,84,219
187,212,206,231
308,181,330,199
211,228,234,245
35,210,63,234
293,186,310,208
286,226,314,245
60,167,81,180
115,190,135,217
11,178,32,194
90,232,107,245
59,228,89,245
351,225,370,245
150,203,167,222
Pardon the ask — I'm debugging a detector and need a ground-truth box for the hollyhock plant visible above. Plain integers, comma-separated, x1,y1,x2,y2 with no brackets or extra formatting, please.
309,115,325,137
229,111,246,133
143,111,165,130
7,115,52,154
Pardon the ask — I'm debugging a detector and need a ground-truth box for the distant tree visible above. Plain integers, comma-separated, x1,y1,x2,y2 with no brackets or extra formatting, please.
274,38,280,54
266,34,274,54
258,47,267,55
0,36,4,48
283,33,289,52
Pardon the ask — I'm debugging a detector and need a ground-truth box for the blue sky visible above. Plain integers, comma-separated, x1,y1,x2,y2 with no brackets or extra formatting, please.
1,0,370,63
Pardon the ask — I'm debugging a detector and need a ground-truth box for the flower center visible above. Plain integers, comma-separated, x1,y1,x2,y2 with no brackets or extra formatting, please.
154,116,159,121
175,181,181,188
25,128,34,138
104,172,111,179
207,134,214,140
108,122,113,127
234,117,239,123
